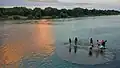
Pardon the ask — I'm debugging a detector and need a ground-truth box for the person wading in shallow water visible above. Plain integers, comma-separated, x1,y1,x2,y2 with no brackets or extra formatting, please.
69,38,72,44
97,40,100,46
102,40,107,48
75,37,78,45
69,38,72,53
90,38,93,46
74,37,78,53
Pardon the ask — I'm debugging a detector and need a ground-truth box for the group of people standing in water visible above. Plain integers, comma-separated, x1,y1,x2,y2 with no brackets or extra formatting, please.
89,38,107,56
89,38,107,49
69,37,78,53
68,37,107,55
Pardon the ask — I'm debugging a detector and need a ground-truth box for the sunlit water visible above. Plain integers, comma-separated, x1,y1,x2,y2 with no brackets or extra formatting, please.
0,15,120,68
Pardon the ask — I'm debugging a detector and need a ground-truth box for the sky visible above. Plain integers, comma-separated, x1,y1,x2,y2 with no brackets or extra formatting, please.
0,0,120,10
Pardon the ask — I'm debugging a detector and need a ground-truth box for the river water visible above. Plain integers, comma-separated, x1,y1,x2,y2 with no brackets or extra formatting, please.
0,15,120,68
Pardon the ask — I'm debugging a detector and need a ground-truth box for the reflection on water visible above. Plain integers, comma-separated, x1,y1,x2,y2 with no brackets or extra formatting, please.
0,19,55,67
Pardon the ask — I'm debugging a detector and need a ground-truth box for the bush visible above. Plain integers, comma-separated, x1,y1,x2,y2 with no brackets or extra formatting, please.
13,15,20,20
27,15,33,19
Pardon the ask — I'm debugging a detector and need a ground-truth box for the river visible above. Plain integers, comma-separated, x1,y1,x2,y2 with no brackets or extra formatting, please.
0,15,120,68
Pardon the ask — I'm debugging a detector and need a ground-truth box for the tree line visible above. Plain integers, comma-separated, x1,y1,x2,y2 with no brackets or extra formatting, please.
0,7,120,20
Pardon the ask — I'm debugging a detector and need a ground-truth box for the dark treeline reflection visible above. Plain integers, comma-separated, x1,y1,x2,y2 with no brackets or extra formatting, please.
0,7,120,20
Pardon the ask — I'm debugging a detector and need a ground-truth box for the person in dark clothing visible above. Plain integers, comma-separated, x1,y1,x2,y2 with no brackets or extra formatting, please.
69,38,72,53
90,38,93,45
97,40,100,46
69,38,72,44
91,44,94,47
75,37,78,45
102,40,107,48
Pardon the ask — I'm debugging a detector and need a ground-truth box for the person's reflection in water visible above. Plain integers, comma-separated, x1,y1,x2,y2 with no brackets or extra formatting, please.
100,48,105,56
74,45,77,54
69,44,72,53
89,50,93,56
89,47,93,56
95,50,100,58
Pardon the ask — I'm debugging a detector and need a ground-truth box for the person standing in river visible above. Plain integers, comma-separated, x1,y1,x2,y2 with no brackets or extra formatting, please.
75,37,78,45
74,37,78,53
97,40,100,46
69,38,72,53
90,38,93,46
69,38,72,44
102,40,107,48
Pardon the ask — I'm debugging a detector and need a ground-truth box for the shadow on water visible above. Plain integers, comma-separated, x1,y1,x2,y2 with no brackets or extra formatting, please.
0,19,55,67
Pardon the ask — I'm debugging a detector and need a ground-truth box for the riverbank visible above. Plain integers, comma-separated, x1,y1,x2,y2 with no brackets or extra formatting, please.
0,14,120,20
0,15,120,24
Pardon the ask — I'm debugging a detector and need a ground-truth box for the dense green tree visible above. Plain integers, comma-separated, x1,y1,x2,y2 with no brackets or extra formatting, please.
60,12,68,18
67,9,72,17
51,8,59,18
0,11,2,16
59,8,68,18
32,8,42,19
43,7,53,16
71,8,84,17
43,7,59,18
0,7,120,20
